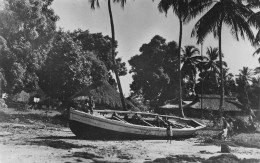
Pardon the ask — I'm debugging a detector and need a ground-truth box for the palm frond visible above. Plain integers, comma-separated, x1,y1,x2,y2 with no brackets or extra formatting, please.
89,0,100,9
157,0,172,15
248,11,260,28
186,0,214,22
113,0,126,8
206,47,219,61
191,3,222,44
254,67,260,74
254,30,260,45
253,48,260,56
224,7,255,44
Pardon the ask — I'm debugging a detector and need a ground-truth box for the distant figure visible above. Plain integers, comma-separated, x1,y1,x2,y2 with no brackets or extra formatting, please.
221,127,228,140
166,123,172,144
33,97,40,109
89,96,95,114
221,117,231,139
222,117,230,129
249,108,256,120
82,98,89,113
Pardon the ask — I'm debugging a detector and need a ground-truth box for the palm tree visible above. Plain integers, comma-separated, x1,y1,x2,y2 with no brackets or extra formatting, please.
181,45,204,96
154,0,193,117
191,0,255,117
222,68,236,96
244,0,260,56
251,76,260,119
238,67,254,110
88,0,127,110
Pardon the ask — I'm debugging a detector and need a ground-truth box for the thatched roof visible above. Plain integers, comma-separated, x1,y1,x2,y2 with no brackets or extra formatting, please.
71,80,138,110
197,94,237,100
159,95,243,112
185,94,243,112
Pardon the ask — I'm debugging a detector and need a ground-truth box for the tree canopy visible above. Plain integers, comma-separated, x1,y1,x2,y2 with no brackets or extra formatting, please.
129,35,179,105
0,0,59,93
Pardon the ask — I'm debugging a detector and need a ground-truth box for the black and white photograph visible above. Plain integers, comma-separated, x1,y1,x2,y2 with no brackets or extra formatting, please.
0,0,260,162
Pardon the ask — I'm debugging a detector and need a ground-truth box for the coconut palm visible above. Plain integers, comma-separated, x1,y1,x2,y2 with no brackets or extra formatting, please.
191,0,255,117
244,0,260,55
196,47,226,95
154,0,193,117
88,0,127,110
181,45,204,95
237,67,254,109
251,76,260,118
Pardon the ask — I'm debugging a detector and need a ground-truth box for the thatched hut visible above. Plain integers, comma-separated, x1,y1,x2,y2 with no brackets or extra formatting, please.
184,95,244,118
71,80,138,111
156,95,244,118
156,101,192,116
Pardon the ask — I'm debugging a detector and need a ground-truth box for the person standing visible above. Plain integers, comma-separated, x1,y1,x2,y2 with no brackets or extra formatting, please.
166,123,172,144
89,96,95,114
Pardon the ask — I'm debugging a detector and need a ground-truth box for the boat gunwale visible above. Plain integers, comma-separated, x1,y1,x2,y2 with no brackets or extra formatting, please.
70,109,206,132
93,109,206,129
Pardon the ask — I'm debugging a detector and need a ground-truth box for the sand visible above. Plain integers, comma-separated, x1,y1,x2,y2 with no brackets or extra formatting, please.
0,107,260,163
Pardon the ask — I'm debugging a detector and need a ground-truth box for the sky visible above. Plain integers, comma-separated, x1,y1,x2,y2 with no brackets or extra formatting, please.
51,0,260,96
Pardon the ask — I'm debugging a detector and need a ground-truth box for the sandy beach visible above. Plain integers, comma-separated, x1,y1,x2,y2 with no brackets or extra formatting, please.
0,107,260,163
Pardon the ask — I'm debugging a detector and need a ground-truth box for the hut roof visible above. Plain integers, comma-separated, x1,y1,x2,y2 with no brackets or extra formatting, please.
71,80,138,110
159,95,243,112
185,94,243,112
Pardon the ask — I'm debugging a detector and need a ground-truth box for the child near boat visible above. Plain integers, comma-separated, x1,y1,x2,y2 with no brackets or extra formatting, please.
166,123,172,143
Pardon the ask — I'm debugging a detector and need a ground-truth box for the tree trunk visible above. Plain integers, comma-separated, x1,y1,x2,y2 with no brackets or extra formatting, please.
244,81,251,111
218,21,224,119
178,18,185,118
108,0,126,110
258,91,260,119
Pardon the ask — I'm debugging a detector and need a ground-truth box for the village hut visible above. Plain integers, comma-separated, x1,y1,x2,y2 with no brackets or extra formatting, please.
71,80,138,111
156,101,193,116
157,95,243,118
183,95,244,118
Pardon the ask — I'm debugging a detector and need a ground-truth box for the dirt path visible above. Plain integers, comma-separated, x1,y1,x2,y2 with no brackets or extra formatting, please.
0,108,260,163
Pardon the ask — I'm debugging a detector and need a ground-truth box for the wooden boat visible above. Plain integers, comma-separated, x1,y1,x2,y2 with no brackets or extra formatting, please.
69,108,206,140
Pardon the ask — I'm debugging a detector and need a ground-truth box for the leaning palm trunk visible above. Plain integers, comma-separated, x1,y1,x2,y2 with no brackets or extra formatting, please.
218,20,224,118
178,18,185,118
108,0,126,110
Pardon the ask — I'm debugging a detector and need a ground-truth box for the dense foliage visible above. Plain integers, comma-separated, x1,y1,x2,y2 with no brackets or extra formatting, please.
129,35,179,105
0,0,59,93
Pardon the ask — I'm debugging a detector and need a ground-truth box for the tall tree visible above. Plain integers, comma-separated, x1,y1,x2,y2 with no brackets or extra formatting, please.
222,68,236,96
191,0,255,117
196,47,222,94
246,1,260,59
129,35,178,105
38,30,108,102
154,0,192,117
181,45,203,96
71,29,127,88
0,0,58,93
237,67,254,110
88,0,127,110
251,76,260,119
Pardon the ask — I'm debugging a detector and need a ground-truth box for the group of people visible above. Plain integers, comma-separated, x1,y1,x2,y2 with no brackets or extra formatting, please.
220,109,257,140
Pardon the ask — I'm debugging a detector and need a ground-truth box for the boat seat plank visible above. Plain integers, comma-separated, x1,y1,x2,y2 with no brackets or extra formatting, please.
111,114,129,123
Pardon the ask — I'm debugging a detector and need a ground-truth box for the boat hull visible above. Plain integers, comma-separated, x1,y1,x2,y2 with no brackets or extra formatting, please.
69,109,205,140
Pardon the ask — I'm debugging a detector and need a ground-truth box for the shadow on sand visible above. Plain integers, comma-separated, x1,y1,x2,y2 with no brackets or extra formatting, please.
144,154,260,163
27,139,86,149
